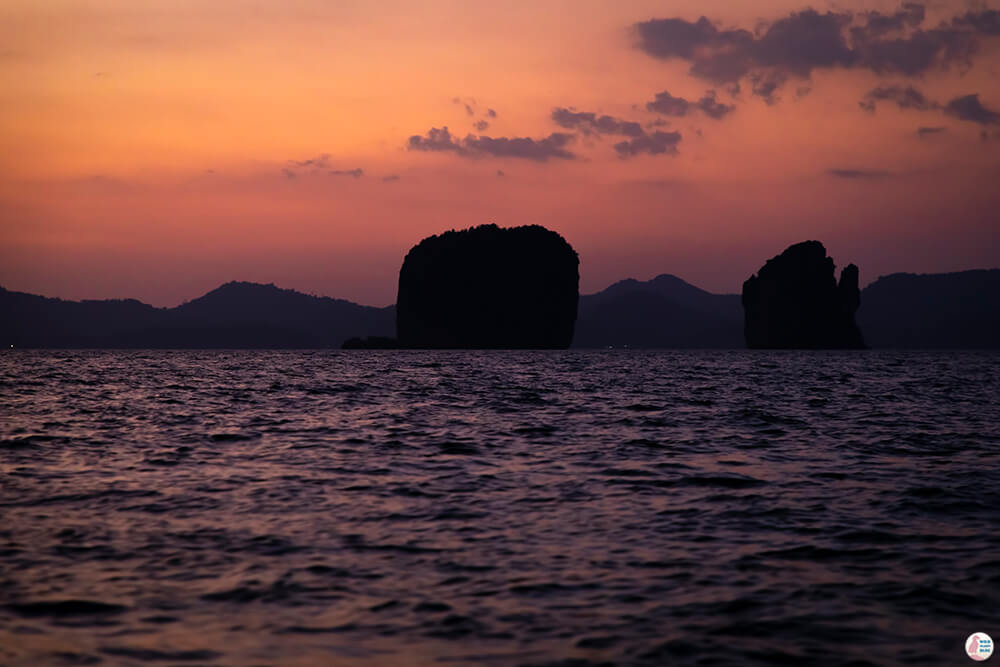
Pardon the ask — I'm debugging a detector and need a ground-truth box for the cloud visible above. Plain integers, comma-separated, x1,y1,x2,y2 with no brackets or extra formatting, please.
550,108,644,137
550,107,687,158
859,86,1000,128
474,120,489,131
853,26,976,77
828,168,890,179
613,131,682,157
853,3,925,39
464,133,576,161
645,91,690,116
754,10,855,76
382,174,401,182
646,90,734,118
632,4,997,101
289,154,331,169
944,94,1000,125
951,9,1000,35
408,126,466,154
497,169,505,177
860,85,936,112
487,109,497,118
282,168,297,180
917,126,946,137
408,126,577,161
329,168,363,178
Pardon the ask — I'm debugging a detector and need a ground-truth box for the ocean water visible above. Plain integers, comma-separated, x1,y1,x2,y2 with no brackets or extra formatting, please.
1,350,998,667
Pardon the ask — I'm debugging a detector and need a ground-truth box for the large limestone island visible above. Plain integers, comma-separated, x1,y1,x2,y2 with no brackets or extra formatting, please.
393,223,579,349
742,240,865,349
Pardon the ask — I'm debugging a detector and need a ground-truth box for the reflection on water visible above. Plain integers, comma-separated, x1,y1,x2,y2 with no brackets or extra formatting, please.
1,350,998,666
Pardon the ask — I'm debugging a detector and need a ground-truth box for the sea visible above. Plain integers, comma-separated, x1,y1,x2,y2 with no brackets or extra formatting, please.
1,350,998,666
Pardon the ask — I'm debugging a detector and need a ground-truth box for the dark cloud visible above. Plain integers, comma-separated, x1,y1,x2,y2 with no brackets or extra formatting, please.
452,97,479,115
828,168,890,179
951,9,1000,35
633,4,996,101
408,126,466,154
487,108,497,118
645,90,734,118
860,87,1000,128
944,94,1000,125
474,120,489,131
550,108,644,137
854,3,925,39
634,11,855,86
330,168,363,178
916,126,946,137
613,130,682,158
853,26,977,77
463,133,576,161
289,154,331,169
753,10,855,76
859,85,936,112
696,91,735,118
550,107,687,158
382,174,400,182
408,126,577,161
284,156,364,179
645,91,690,116
749,71,787,105
497,169,505,177
635,16,744,61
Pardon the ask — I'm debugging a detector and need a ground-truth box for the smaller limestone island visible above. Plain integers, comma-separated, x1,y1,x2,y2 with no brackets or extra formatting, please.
742,240,865,349
390,223,579,349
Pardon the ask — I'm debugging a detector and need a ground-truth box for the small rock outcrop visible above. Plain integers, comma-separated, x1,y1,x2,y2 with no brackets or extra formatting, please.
396,224,579,348
742,240,865,349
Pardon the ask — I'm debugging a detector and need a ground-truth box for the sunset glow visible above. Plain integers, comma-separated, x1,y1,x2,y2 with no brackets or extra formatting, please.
2,0,998,306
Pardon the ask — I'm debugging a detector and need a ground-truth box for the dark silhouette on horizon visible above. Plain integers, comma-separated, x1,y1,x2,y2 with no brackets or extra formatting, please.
395,224,579,349
0,282,393,349
572,274,742,348
858,269,1000,348
3,267,999,349
742,241,866,349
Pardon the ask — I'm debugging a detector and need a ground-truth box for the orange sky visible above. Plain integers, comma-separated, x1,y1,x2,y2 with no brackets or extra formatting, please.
1,0,998,306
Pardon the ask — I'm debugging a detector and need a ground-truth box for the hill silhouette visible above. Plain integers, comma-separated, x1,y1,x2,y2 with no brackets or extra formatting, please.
3,269,998,349
572,274,742,348
858,270,1000,348
0,282,393,348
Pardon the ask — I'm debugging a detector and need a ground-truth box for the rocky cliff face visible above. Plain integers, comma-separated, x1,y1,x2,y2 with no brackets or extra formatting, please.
742,241,865,349
396,224,579,349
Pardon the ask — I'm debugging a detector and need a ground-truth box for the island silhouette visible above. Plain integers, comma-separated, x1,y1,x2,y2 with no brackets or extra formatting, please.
396,224,579,349
2,237,998,349
742,240,865,349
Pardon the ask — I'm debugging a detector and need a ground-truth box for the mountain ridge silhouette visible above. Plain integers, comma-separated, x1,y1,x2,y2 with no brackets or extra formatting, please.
2,269,998,348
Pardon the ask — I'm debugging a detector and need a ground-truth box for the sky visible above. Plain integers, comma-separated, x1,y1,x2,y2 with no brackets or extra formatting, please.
1,0,998,307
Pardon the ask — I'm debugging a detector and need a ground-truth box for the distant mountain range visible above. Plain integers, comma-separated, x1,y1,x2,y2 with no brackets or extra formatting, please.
858,270,1000,349
0,282,394,349
2,269,998,348
574,274,743,348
